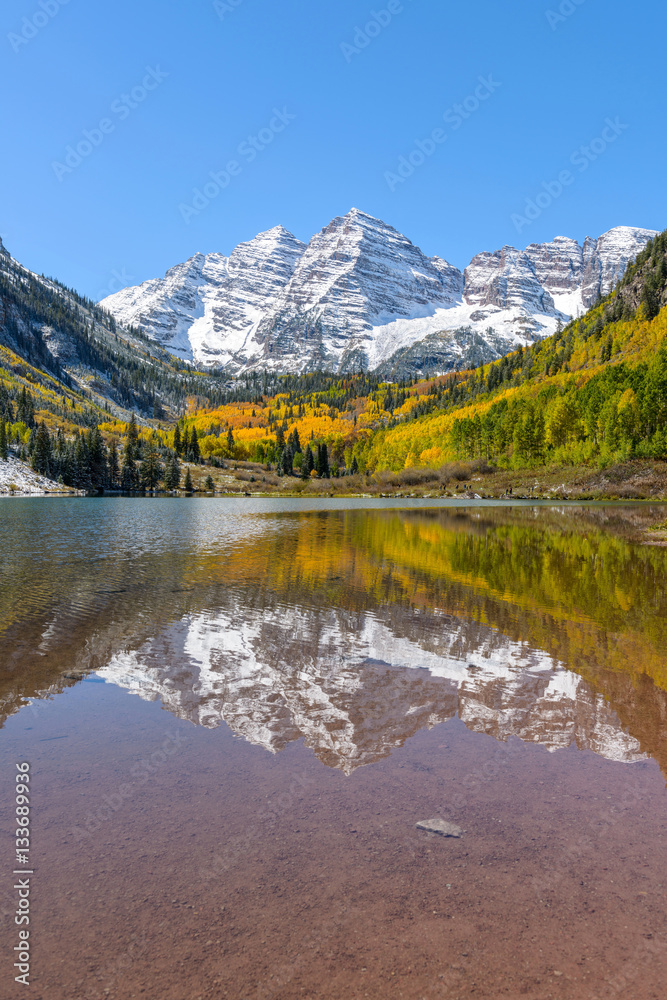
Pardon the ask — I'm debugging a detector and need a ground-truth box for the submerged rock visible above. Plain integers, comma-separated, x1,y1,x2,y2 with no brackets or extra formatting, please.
416,818,463,838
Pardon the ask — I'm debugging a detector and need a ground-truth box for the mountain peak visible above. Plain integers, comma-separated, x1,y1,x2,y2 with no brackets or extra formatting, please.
335,208,393,231
255,224,299,240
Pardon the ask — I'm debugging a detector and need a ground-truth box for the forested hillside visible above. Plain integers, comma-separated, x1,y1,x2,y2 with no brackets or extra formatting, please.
0,237,233,421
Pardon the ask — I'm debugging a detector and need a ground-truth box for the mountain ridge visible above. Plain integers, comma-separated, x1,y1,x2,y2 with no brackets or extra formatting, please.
101,211,657,376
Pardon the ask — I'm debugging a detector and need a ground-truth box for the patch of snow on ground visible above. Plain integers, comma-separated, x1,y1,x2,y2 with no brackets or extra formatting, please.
0,456,72,496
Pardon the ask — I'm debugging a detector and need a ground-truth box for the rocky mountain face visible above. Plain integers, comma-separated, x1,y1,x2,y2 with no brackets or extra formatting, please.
100,212,657,376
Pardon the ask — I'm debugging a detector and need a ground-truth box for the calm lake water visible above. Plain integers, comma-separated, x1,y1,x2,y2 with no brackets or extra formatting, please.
1,498,666,1000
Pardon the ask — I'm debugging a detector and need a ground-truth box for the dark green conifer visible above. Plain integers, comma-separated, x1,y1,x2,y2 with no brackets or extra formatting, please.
74,434,93,491
317,443,330,478
126,413,139,451
17,388,35,428
31,422,52,476
190,427,200,464
303,445,314,478
163,453,181,490
87,426,108,491
120,438,138,491
108,439,120,488
140,440,163,490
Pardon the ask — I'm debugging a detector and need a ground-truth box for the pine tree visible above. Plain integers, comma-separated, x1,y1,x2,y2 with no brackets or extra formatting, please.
87,426,108,491
17,388,35,428
53,429,70,484
190,427,200,464
226,426,234,457
120,437,138,491
642,280,660,321
0,384,13,423
0,420,8,461
163,454,181,490
288,428,301,454
108,440,120,488
73,434,93,491
184,468,194,492
317,443,330,478
126,413,139,451
140,440,163,490
31,422,52,476
204,474,215,491
303,445,315,479
350,455,359,475
173,424,182,456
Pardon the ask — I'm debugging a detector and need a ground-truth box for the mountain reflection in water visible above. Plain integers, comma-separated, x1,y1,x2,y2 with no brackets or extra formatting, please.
99,602,643,773
2,500,666,775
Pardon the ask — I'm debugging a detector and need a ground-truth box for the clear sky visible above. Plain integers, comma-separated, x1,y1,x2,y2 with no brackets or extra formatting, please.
2,0,665,300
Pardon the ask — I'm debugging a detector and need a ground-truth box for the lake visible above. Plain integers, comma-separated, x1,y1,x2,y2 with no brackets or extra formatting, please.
1,498,666,1000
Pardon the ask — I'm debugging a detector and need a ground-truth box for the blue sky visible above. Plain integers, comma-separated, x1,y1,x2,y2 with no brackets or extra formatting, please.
2,0,665,300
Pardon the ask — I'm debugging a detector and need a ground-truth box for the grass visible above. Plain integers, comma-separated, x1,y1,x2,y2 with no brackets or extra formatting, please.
178,458,667,501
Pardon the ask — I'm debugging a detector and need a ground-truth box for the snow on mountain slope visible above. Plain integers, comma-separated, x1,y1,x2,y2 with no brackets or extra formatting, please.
101,226,306,363
100,253,210,359
100,213,657,374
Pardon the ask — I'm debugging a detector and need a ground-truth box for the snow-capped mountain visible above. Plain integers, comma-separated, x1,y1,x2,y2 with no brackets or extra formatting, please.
97,603,644,774
100,212,657,375
99,226,306,365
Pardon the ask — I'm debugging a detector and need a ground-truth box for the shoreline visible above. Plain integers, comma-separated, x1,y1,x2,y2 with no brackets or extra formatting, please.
3,456,667,504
